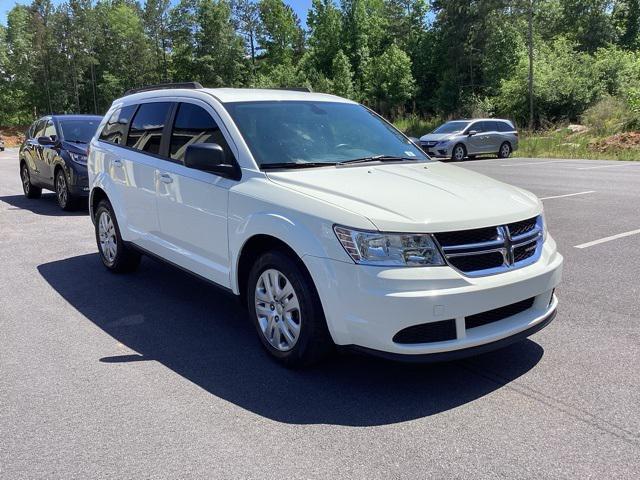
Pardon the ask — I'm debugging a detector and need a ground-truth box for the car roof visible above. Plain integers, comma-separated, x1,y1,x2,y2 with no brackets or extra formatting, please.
115,87,356,106
446,118,514,124
51,114,104,121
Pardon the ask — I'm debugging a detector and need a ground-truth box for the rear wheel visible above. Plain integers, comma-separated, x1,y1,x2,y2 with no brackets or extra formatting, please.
247,250,333,367
21,163,42,199
498,142,512,158
55,169,78,211
94,199,141,273
451,144,466,162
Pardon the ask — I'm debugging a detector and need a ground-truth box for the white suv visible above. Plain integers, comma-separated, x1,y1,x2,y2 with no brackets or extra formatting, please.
88,83,562,366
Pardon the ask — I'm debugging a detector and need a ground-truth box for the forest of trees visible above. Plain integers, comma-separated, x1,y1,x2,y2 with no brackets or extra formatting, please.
0,0,639,130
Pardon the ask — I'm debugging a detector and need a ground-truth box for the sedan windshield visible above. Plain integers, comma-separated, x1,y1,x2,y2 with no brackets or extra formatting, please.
225,101,428,168
432,121,470,134
59,120,101,143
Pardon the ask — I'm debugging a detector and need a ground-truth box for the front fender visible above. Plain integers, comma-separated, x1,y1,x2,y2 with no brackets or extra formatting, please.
229,209,351,295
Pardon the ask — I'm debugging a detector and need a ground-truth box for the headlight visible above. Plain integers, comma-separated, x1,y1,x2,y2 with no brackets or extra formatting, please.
69,152,88,165
334,226,446,267
540,211,548,241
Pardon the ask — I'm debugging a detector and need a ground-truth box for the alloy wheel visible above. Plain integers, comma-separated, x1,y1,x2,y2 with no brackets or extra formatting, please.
21,166,30,195
98,211,118,264
500,143,511,158
254,268,301,352
56,172,68,207
454,146,465,161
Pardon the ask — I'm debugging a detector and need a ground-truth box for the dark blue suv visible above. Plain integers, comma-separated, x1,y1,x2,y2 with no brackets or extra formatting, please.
19,114,102,210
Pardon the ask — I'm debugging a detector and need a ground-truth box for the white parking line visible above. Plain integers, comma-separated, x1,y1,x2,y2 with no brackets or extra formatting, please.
501,160,572,167
577,163,638,170
574,228,640,249
539,191,595,200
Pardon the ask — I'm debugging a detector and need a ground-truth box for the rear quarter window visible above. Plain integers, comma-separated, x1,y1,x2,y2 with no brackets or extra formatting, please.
99,105,137,145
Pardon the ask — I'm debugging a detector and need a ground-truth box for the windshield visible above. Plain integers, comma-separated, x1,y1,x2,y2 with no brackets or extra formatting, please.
225,101,428,168
59,119,101,143
432,121,470,134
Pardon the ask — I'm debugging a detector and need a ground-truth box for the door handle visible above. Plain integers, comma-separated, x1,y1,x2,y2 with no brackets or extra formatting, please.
159,173,173,184
112,159,123,167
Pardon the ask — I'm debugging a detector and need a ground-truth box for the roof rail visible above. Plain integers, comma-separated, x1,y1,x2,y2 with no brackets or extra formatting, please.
124,82,203,96
268,87,313,93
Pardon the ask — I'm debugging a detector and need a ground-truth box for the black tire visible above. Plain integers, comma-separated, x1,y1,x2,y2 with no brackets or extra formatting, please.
247,250,333,367
94,199,141,273
451,143,466,162
498,142,512,158
20,163,42,199
55,168,78,211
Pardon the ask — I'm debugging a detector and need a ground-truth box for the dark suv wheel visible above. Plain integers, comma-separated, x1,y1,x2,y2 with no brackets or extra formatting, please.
55,169,78,210
20,163,42,199
247,250,333,367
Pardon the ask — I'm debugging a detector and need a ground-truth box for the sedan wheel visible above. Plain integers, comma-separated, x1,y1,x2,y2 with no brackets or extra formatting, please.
254,268,301,352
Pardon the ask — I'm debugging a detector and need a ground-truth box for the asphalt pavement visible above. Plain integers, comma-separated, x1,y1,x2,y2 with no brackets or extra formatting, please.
1,148,639,479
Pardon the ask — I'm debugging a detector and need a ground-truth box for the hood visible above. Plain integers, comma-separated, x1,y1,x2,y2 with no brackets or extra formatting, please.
61,140,89,155
266,162,541,233
419,133,457,142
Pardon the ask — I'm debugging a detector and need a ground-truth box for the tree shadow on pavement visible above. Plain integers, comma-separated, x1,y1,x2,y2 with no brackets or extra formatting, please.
1,194,88,216
38,253,544,426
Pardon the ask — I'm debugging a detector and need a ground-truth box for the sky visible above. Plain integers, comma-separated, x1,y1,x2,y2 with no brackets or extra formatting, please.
0,0,312,27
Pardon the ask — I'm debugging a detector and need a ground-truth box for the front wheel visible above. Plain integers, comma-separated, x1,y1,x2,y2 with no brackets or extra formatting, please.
498,142,512,158
55,169,77,211
451,144,466,162
21,164,42,199
94,200,141,273
247,251,333,367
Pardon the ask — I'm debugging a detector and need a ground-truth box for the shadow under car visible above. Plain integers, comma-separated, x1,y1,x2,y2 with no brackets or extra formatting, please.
37,253,545,426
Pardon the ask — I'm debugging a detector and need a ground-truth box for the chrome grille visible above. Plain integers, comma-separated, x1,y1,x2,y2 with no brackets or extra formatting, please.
433,216,543,277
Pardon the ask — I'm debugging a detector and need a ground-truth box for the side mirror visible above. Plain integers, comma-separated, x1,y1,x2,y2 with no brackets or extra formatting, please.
467,130,478,136
184,143,241,180
37,135,56,146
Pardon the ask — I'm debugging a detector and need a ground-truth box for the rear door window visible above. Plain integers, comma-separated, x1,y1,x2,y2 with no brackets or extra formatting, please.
169,102,233,164
99,105,137,145
127,102,172,155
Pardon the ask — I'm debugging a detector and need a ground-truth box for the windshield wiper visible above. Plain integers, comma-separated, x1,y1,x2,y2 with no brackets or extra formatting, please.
338,155,418,165
260,161,338,170
66,139,87,144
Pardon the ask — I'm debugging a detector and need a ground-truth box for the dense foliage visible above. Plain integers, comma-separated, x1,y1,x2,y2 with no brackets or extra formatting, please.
0,0,639,129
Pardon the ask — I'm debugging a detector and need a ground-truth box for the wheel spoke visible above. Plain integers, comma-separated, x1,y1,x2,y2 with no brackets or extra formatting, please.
254,268,302,352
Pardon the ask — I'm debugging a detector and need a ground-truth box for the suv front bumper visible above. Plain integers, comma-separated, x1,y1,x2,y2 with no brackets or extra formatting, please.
304,236,562,359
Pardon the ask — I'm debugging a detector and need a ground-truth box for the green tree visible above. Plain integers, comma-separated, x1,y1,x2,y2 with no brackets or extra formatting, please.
331,49,354,98
366,43,416,116
257,0,304,64
307,0,343,76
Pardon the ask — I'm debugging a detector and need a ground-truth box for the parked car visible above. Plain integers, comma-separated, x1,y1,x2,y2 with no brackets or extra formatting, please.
419,119,518,161
19,114,103,210
88,84,562,366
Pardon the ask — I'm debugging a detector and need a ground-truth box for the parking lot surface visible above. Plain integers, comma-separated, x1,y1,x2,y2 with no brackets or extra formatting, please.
1,148,639,479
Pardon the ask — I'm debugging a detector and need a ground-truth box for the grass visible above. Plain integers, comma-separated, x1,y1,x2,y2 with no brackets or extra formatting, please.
393,117,640,161
518,129,640,161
